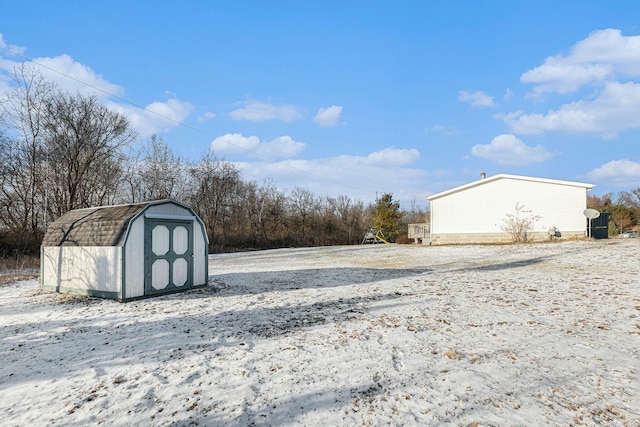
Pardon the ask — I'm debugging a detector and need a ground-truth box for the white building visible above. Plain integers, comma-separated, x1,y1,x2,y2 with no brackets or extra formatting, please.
41,200,209,301
426,174,594,245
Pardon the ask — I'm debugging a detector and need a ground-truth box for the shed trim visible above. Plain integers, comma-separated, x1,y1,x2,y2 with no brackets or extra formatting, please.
120,242,126,300
145,213,197,221
39,284,120,299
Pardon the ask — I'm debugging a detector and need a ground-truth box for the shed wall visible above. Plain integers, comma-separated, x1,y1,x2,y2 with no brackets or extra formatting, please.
146,203,192,216
431,179,588,241
41,246,121,297
124,216,145,299
123,204,208,299
193,230,207,286
144,203,208,287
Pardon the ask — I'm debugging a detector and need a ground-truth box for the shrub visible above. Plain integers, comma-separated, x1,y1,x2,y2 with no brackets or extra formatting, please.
501,203,541,243
395,235,414,244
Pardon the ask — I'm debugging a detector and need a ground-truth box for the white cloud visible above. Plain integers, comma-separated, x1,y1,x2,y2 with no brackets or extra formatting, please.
504,81,640,137
504,88,514,102
230,148,431,208
471,134,554,165
0,52,193,138
30,54,124,98
314,105,343,127
210,133,306,160
521,29,640,96
522,60,613,97
111,98,194,138
197,112,217,123
585,159,640,188
257,136,306,159
0,34,194,138
0,42,123,99
229,100,303,122
0,33,25,56
211,133,260,155
505,30,640,138
146,98,194,121
458,90,495,107
363,148,420,167
426,125,459,136
0,66,12,95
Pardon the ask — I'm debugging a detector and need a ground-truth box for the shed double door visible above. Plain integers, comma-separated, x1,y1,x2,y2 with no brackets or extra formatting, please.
144,220,193,295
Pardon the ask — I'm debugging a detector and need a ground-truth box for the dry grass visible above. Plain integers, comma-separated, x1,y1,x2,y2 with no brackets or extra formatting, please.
25,289,102,305
0,255,39,285
444,349,464,360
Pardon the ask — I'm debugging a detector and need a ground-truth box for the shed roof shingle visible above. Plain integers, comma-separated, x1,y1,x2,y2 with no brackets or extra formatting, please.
41,202,150,247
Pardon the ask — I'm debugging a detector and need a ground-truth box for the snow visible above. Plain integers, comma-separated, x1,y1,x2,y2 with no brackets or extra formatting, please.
1,240,639,426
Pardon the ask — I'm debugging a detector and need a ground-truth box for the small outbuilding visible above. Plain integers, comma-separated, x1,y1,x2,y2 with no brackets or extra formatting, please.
41,199,209,301
427,174,594,245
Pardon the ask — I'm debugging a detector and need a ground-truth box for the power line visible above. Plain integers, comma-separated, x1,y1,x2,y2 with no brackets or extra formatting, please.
0,46,381,199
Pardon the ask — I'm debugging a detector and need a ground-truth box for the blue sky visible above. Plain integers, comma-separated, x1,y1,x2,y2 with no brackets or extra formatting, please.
2,1,640,209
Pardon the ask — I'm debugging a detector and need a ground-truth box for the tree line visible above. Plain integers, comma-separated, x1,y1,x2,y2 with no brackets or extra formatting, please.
587,191,640,235
0,66,427,256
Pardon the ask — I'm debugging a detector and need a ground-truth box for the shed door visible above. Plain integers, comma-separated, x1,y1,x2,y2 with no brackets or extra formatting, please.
144,220,193,296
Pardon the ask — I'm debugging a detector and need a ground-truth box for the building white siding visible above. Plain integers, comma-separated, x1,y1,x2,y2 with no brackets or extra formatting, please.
428,175,593,244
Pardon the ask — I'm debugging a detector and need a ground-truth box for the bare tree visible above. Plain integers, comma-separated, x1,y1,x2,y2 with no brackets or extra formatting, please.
187,153,241,251
257,180,288,247
0,66,136,254
42,91,136,217
240,180,269,248
288,186,319,245
611,210,633,234
0,66,54,246
136,134,184,201
333,195,367,244
619,188,640,229
121,134,186,204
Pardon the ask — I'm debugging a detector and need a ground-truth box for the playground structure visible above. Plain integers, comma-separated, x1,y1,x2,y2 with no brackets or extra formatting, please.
361,228,390,244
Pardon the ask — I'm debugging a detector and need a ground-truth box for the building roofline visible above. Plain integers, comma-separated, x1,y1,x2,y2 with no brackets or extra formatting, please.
426,174,595,201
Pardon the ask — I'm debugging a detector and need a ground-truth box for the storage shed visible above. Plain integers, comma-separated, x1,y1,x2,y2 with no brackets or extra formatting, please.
41,199,209,301
427,174,594,245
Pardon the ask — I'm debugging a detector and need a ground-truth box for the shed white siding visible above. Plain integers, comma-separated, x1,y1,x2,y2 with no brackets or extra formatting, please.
427,174,594,244
124,216,145,299
193,229,207,287
146,203,191,217
41,246,121,296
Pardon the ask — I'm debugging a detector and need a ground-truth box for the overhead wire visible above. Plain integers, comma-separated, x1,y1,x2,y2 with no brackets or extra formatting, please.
0,45,379,199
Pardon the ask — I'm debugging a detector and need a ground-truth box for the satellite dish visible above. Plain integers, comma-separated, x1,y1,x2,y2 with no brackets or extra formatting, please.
584,208,600,219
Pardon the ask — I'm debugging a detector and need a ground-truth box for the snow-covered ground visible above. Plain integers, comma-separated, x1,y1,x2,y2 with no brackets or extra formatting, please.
1,240,639,426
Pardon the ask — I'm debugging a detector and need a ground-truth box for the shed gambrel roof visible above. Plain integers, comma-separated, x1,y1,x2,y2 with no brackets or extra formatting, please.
41,200,195,247
426,174,594,202
42,202,151,247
